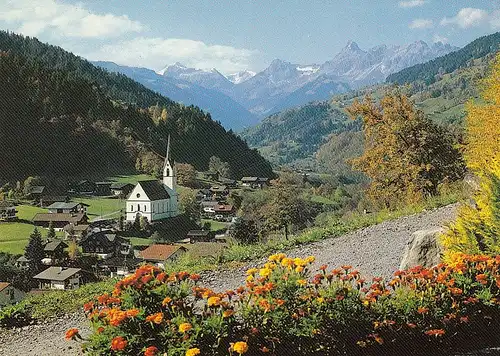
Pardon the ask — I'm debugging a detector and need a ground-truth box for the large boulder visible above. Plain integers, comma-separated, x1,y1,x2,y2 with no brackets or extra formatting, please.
399,228,444,270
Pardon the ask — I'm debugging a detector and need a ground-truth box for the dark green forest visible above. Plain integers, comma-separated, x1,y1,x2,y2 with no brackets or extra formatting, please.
386,31,500,85
0,31,274,181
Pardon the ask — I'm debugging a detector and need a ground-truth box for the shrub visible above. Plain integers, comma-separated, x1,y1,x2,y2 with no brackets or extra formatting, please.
70,254,500,355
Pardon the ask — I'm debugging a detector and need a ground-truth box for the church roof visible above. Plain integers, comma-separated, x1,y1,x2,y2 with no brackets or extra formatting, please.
138,180,170,201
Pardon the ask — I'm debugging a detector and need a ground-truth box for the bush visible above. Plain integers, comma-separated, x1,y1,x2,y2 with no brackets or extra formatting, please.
70,254,500,355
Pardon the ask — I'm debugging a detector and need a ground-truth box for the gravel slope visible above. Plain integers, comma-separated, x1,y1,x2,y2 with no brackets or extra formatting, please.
0,204,461,355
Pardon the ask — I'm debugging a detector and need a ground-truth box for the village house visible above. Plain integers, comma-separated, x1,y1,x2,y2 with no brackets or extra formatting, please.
209,185,229,199
32,212,88,229
47,202,88,214
219,178,237,188
33,266,82,290
241,177,269,189
95,182,112,196
0,282,25,307
214,204,235,218
185,230,215,243
97,256,142,278
80,230,130,259
196,189,213,202
26,185,45,201
110,183,134,198
70,180,96,195
0,201,17,221
39,195,70,208
126,136,179,223
138,244,187,269
15,256,30,269
63,223,90,239
42,240,68,265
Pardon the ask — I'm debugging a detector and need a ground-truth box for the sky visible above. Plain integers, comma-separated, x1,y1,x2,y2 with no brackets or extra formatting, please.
1,0,500,75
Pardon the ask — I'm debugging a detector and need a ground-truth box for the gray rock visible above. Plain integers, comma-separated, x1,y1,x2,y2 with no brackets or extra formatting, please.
399,227,444,270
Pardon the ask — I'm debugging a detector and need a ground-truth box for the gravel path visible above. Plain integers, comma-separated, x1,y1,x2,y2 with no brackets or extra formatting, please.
0,204,462,355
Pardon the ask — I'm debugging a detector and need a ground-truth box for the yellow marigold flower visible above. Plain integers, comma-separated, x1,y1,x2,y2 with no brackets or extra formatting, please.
297,279,307,287
179,322,192,333
281,258,294,267
185,348,201,356
305,256,315,263
246,268,258,276
317,297,325,304
259,268,272,278
294,258,306,267
207,296,221,307
269,253,286,262
295,266,304,273
232,341,249,354
264,262,276,270
246,275,254,282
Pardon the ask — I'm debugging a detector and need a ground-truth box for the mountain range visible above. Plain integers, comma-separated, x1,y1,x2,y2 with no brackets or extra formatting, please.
94,40,458,130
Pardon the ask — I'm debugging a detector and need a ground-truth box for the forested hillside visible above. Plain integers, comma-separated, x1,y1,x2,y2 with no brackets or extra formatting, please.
386,31,500,85
0,31,273,180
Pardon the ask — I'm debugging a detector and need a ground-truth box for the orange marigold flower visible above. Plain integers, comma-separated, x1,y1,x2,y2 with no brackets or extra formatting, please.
177,271,190,280
319,264,328,271
83,302,94,312
146,312,164,324
223,309,234,318
111,336,128,351
297,279,307,287
179,323,192,333
207,296,221,307
425,329,445,337
145,346,159,356
232,341,249,354
417,307,429,314
156,272,166,282
97,327,105,334
185,348,201,356
162,297,172,305
65,328,79,340
97,294,109,305
190,274,201,281
126,309,140,318
341,265,352,271
475,274,488,285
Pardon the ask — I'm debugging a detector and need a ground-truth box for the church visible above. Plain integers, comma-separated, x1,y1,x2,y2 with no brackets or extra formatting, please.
125,136,179,223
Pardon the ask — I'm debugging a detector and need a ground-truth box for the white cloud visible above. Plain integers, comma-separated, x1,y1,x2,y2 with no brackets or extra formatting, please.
489,10,500,30
432,34,449,44
84,37,259,74
0,0,144,38
440,8,489,29
409,19,434,29
399,0,427,8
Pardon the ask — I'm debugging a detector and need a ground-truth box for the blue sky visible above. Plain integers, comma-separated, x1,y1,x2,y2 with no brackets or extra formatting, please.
1,0,499,74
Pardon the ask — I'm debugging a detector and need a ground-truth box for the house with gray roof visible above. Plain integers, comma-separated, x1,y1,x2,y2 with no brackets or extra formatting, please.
80,230,130,259
47,202,88,214
33,267,82,290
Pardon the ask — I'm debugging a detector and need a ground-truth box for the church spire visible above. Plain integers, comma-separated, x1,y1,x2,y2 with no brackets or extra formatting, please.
165,134,171,167
163,134,176,191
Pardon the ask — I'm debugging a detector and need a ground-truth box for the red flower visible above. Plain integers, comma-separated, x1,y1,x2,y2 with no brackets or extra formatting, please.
144,346,159,356
417,307,429,314
65,328,79,340
111,336,128,351
425,329,445,337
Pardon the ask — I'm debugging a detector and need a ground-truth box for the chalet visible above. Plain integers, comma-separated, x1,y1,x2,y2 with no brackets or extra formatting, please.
138,244,187,269
32,213,88,229
97,257,142,278
74,180,96,195
26,186,45,200
47,202,88,214
33,266,82,290
126,136,178,223
241,177,268,189
110,183,134,197
210,185,229,198
214,204,235,217
185,230,215,243
196,189,213,202
39,195,70,208
219,178,237,188
95,182,112,196
43,240,68,264
63,223,90,239
0,201,17,221
80,230,130,259
0,282,25,307
15,256,30,269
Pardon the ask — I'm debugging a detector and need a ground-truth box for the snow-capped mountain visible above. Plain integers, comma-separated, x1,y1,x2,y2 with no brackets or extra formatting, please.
94,61,259,131
158,62,234,95
227,70,256,84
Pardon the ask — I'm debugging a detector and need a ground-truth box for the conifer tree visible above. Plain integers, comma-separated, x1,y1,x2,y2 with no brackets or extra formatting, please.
25,227,45,274
47,221,56,240
442,54,500,259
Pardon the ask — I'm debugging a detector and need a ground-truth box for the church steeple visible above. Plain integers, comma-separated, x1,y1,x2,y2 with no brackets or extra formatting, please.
163,134,176,191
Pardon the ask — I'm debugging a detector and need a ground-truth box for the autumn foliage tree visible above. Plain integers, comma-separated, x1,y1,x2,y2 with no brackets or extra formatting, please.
442,54,500,259
346,93,464,208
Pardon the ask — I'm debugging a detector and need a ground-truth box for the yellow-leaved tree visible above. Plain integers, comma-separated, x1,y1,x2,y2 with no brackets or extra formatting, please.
442,53,500,260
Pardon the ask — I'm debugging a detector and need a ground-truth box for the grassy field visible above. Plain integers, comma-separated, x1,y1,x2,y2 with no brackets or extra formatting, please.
127,237,153,246
74,197,124,221
202,219,230,232
107,174,155,184
0,205,63,255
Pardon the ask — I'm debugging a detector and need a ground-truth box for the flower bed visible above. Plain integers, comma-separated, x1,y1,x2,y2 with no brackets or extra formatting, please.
69,253,500,355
